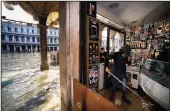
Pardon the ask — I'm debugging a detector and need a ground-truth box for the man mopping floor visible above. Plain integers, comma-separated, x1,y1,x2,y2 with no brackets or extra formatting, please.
105,48,131,105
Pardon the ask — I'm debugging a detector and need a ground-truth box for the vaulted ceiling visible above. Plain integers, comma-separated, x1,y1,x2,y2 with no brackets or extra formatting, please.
4,1,59,21
98,2,170,27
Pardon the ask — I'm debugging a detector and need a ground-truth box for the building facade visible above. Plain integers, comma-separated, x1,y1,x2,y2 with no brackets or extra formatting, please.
1,19,59,52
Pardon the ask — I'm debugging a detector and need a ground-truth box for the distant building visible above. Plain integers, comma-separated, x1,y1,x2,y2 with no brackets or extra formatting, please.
1,18,59,52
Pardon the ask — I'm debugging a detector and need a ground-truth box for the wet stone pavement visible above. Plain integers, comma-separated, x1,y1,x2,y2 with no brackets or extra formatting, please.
1,53,61,111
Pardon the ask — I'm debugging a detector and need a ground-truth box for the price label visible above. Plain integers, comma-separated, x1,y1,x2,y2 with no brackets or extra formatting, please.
142,76,155,93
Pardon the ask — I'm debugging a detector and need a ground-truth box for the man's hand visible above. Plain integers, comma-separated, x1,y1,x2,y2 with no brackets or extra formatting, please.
105,67,110,73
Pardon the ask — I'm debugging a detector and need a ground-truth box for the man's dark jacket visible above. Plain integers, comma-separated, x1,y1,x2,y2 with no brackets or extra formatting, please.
105,51,127,80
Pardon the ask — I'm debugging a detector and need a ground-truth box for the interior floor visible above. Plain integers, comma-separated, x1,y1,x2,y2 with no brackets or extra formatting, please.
98,87,167,111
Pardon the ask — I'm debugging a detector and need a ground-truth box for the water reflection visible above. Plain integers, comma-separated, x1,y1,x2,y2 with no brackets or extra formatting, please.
1,52,61,111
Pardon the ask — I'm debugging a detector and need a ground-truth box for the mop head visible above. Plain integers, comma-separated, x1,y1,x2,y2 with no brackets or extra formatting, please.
141,99,153,111
115,98,121,106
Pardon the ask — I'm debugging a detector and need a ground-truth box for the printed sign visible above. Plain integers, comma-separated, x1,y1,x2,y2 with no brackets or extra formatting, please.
89,18,99,41
89,65,98,86
89,43,99,64
142,75,155,93
87,2,96,18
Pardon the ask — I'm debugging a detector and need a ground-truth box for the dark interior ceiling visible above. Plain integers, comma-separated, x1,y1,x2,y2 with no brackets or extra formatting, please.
98,2,170,27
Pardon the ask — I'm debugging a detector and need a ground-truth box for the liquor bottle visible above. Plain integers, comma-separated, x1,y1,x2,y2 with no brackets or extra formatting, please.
95,55,98,62
90,56,92,63
148,25,151,35
90,45,92,54
96,46,98,53
138,43,140,48
93,55,95,62
89,74,92,84
89,3,92,15
93,44,95,53
92,73,95,83
151,23,155,34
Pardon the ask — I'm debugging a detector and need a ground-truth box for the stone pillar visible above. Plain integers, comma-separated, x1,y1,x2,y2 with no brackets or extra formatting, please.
59,2,80,111
5,35,8,41
30,45,33,52
36,46,38,52
19,36,21,42
25,36,27,42
12,35,15,42
7,44,10,51
38,16,49,71
20,46,22,52
26,45,28,52
14,45,16,52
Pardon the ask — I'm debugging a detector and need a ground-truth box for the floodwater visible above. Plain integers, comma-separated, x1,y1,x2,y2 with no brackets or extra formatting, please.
1,52,61,111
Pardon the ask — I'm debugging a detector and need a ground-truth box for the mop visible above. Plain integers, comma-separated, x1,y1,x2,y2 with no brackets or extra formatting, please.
107,71,154,111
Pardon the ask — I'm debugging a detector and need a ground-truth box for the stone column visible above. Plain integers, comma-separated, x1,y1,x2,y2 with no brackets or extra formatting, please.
7,44,10,51
38,16,49,71
35,46,38,52
5,35,8,41
14,45,16,52
24,36,27,42
20,46,22,52
19,36,21,42
30,45,33,52
26,45,28,52
59,2,80,111
12,35,15,42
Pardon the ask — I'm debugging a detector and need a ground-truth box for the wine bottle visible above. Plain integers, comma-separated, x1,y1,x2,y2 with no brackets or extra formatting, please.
151,23,155,34
148,25,151,33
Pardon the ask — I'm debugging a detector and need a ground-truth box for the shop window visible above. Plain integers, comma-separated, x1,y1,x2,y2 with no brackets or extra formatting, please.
32,37,35,42
15,36,19,41
15,28,17,32
54,38,56,43
50,31,52,35
101,27,107,51
37,37,40,42
27,37,30,41
8,27,11,32
21,28,23,33
50,38,53,43
32,30,34,34
114,33,122,52
21,36,25,42
2,35,5,41
27,29,29,33
9,35,12,41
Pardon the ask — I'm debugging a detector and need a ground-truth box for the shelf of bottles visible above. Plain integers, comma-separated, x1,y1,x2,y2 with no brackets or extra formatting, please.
147,17,170,39
126,32,147,49
126,17,170,49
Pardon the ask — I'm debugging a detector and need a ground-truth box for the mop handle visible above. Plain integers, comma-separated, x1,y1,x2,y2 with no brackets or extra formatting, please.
107,71,143,100
108,71,154,107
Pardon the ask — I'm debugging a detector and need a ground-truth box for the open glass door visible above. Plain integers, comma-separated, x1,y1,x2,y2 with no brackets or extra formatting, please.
109,29,124,54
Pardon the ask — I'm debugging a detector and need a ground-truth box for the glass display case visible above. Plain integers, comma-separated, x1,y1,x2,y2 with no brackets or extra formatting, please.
140,59,170,88
139,59,169,110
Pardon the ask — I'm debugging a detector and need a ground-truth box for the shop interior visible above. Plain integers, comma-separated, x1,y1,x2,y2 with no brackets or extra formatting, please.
84,1,169,111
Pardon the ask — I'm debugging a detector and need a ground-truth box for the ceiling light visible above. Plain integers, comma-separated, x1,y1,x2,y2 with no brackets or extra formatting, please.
131,21,137,24
4,2,14,10
109,3,119,9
